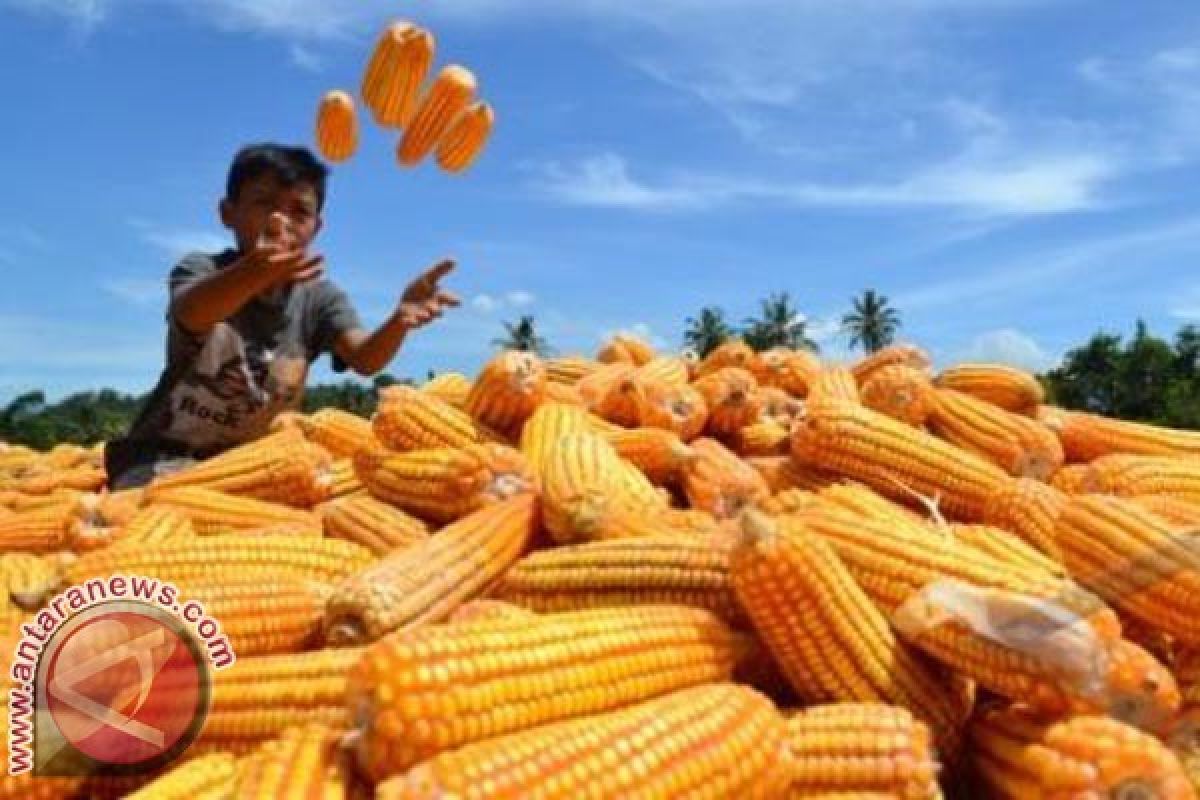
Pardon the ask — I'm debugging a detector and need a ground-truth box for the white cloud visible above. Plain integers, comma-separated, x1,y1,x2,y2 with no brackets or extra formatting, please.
288,43,324,72
129,219,228,258
505,290,536,307
101,278,163,308
471,290,535,313
5,0,110,28
953,329,1057,372
471,294,499,312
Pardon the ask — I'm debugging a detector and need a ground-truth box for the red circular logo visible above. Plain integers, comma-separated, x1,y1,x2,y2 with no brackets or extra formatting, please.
40,603,209,770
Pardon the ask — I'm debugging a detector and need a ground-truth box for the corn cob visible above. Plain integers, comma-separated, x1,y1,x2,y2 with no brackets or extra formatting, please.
1055,494,1200,645
348,605,742,779
761,386,807,424
0,504,74,553
1179,649,1200,688
435,101,494,173
749,456,842,494
544,354,602,385
464,350,547,438
1132,494,1200,528
683,437,771,519
315,90,358,163
0,553,62,610
354,443,537,525
970,708,1194,799
598,332,657,366
518,402,594,476
376,684,792,799
542,431,658,543
808,366,862,409
850,344,932,386
296,408,377,459
576,363,640,426
633,379,709,440
935,363,1044,414
1040,405,1200,462
1119,612,1175,668
542,380,583,406
234,724,352,799
124,753,237,800
694,367,765,438
324,494,536,645
861,365,937,428
0,762,79,800
144,486,322,536
325,457,364,499
113,505,195,545
17,463,106,495
397,65,477,166
1083,454,1200,502
1050,464,1092,494
637,354,691,386
420,372,472,408
734,419,792,456
814,482,926,526
601,427,694,485
980,477,1066,560
660,507,726,536
66,533,374,587
361,22,435,128
929,389,1064,479
697,340,760,378
785,704,942,800
760,488,821,516
319,494,428,557
754,347,821,397
792,402,1013,522
446,599,536,624
495,534,746,626
373,386,493,451
4,488,83,512
193,649,362,754
177,575,327,656
1167,703,1200,794
731,511,966,757
948,524,1066,578
269,410,305,434
148,435,331,508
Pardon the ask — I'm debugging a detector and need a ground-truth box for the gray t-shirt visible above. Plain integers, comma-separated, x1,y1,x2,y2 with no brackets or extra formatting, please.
106,250,362,484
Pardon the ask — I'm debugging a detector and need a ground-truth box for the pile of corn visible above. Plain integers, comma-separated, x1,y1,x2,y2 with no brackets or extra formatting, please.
6,337,1200,798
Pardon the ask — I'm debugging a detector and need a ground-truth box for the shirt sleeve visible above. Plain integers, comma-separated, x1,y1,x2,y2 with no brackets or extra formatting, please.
165,253,219,362
312,281,364,372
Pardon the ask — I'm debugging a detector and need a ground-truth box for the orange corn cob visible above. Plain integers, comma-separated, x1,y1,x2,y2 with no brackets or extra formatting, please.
1055,494,1200,645
850,344,932,386
324,458,364,499
234,724,352,799
637,354,691,386
694,367,765,438
1040,405,1200,462
436,101,495,173
178,575,327,657
124,752,237,799
1083,455,1200,501
1050,464,1093,494
754,347,821,397
4,488,83,512
361,21,435,128
319,494,428,557
297,408,378,458
785,704,942,800
970,708,1194,799
324,494,537,645
861,365,937,428
601,427,694,485
420,372,472,408
792,402,1013,522
518,402,594,476
1167,703,1200,793
445,599,536,624
0,553,62,610
542,380,583,406
697,340,760,378
808,366,862,409
495,534,746,626
1131,494,1200,528
731,511,965,757
598,332,657,366
465,350,547,437
373,385,493,451
760,488,821,516
633,380,709,440
748,456,842,494
979,477,1066,560
814,482,926,526
544,355,602,385
143,486,322,536
111,506,195,546
929,389,1064,479
683,438,771,519
17,463,106,495
1119,612,1175,668
315,90,358,163
935,363,1044,414
0,504,74,553
577,363,641,426
376,684,791,800
397,65,477,166
760,386,807,424
948,524,1066,578
734,419,792,456
354,443,537,525
348,605,742,779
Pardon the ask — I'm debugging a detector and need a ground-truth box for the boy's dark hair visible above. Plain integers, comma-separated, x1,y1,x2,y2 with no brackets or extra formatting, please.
226,144,330,210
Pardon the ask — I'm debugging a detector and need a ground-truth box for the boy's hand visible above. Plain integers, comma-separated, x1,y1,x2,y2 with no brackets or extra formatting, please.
248,212,325,287
398,260,460,328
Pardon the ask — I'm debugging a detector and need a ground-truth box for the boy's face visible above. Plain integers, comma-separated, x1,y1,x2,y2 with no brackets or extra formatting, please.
219,173,322,253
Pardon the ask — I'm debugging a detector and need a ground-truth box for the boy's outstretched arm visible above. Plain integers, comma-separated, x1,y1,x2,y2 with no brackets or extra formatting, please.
335,260,460,377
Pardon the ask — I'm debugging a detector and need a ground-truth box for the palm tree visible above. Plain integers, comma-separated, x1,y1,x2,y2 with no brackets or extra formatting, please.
683,307,734,358
842,290,901,354
742,292,818,352
493,315,552,356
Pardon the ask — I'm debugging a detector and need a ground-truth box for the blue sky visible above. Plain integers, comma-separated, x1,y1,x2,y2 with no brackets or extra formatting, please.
2,0,1199,402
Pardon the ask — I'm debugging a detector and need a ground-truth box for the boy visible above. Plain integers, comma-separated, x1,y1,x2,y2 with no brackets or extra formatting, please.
105,143,459,489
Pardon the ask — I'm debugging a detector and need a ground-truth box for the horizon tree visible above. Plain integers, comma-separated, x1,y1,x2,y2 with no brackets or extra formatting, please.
493,315,552,356
683,307,734,358
842,289,901,353
742,292,818,352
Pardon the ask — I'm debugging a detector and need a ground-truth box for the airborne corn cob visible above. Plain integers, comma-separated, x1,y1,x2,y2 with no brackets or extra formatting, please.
807,366,862,409
296,408,378,459
683,438,771,519
602,426,694,485
324,494,537,645
435,101,494,174
361,21,435,128
928,388,1064,479
376,684,792,800
373,385,494,451
0,504,74,553
970,707,1194,799
731,511,966,758
860,365,937,427
785,704,942,800
234,724,351,800
1039,405,1200,461
598,332,657,366
143,486,322,536
348,605,742,780
495,534,746,626
421,372,472,408
319,494,428,556
697,340,760,378
315,90,358,163
632,379,709,439
694,367,765,438
124,753,237,800
354,443,537,524
754,347,821,397
850,344,932,386
465,350,547,437
935,363,1044,414
397,65,477,166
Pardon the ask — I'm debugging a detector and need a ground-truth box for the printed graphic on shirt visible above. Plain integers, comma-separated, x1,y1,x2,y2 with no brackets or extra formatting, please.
159,323,308,450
